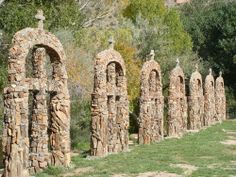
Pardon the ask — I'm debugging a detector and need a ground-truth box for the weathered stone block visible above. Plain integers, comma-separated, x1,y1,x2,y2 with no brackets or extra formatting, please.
215,72,226,122
167,59,187,137
3,10,71,177
138,50,164,144
91,38,129,156
204,69,216,126
189,65,204,130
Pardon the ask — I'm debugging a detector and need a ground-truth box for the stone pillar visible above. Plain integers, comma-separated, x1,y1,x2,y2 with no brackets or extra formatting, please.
189,65,204,130
107,62,117,152
215,72,226,122
29,48,50,173
3,45,30,177
3,11,71,176
204,68,216,126
91,60,108,156
167,60,187,137
49,63,71,166
139,51,164,144
3,86,29,177
91,40,129,156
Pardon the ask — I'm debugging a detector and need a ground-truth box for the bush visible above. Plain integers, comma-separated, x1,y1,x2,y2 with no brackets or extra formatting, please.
70,99,91,151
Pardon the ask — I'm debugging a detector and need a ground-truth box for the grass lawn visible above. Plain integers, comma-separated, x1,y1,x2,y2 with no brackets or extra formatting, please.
37,120,236,177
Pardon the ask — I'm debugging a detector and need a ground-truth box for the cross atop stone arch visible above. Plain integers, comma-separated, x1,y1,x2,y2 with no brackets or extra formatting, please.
3,11,70,177
204,68,215,126
215,71,226,122
91,38,129,156
167,62,187,137
189,65,204,130
35,9,45,29
139,50,164,144
108,35,115,49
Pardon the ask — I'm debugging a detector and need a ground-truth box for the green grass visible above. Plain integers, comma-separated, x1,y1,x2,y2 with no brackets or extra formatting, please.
37,120,236,177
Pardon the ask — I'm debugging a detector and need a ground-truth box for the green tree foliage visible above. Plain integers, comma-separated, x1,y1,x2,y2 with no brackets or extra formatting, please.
181,0,236,110
0,0,83,37
115,41,142,110
123,0,192,58
123,0,166,23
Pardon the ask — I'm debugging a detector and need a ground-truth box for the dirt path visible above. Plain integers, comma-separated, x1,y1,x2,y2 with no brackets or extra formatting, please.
221,129,236,145
112,172,183,177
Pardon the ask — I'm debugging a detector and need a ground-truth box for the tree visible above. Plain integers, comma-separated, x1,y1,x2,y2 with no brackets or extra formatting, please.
181,0,236,111
123,0,192,58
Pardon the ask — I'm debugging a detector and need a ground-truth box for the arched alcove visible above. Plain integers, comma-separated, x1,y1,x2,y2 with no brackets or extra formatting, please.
204,73,215,126
91,48,129,156
215,75,226,121
139,59,164,144
167,65,187,137
148,69,160,93
3,28,70,177
189,70,204,130
197,79,201,92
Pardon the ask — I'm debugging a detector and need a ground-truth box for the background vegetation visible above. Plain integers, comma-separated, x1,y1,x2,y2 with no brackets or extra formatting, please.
180,0,236,115
0,0,235,154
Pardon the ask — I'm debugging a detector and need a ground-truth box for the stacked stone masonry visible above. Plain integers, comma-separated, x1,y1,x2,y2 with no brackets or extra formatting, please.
139,51,164,144
167,61,188,137
215,72,226,122
1,11,228,176
91,44,129,156
189,65,204,130
2,11,70,177
204,69,216,126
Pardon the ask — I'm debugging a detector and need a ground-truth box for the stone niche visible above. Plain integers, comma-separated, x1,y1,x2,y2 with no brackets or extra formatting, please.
139,51,164,144
91,41,129,156
2,11,70,177
204,69,216,126
167,60,187,137
189,65,204,130
215,72,226,122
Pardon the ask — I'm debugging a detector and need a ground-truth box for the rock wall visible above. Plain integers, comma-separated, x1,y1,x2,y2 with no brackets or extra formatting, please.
189,66,204,130
204,69,215,126
91,45,129,156
167,62,187,137
215,72,226,122
139,53,164,144
2,25,70,176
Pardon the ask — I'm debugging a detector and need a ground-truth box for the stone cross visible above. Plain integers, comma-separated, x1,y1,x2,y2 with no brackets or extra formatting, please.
176,58,180,67
108,36,115,49
209,68,212,75
150,50,155,60
3,25,71,177
35,9,45,29
195,63,199,71
219,71,222,77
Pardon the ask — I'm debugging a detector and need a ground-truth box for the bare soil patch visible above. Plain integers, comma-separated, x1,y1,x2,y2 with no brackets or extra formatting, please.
113,172,183,177
225,131,236,136
220,140,236,145
61,167,93,177
171,164,198,176
136,172,182,177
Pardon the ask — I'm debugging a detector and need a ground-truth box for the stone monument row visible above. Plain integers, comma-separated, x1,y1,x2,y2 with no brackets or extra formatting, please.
2,10,71,177
0,9,228,176
204,68,216,126
215,71,226,122
167,59,187,137
189,64,204,130
138,50,164,144
91,37,129,156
